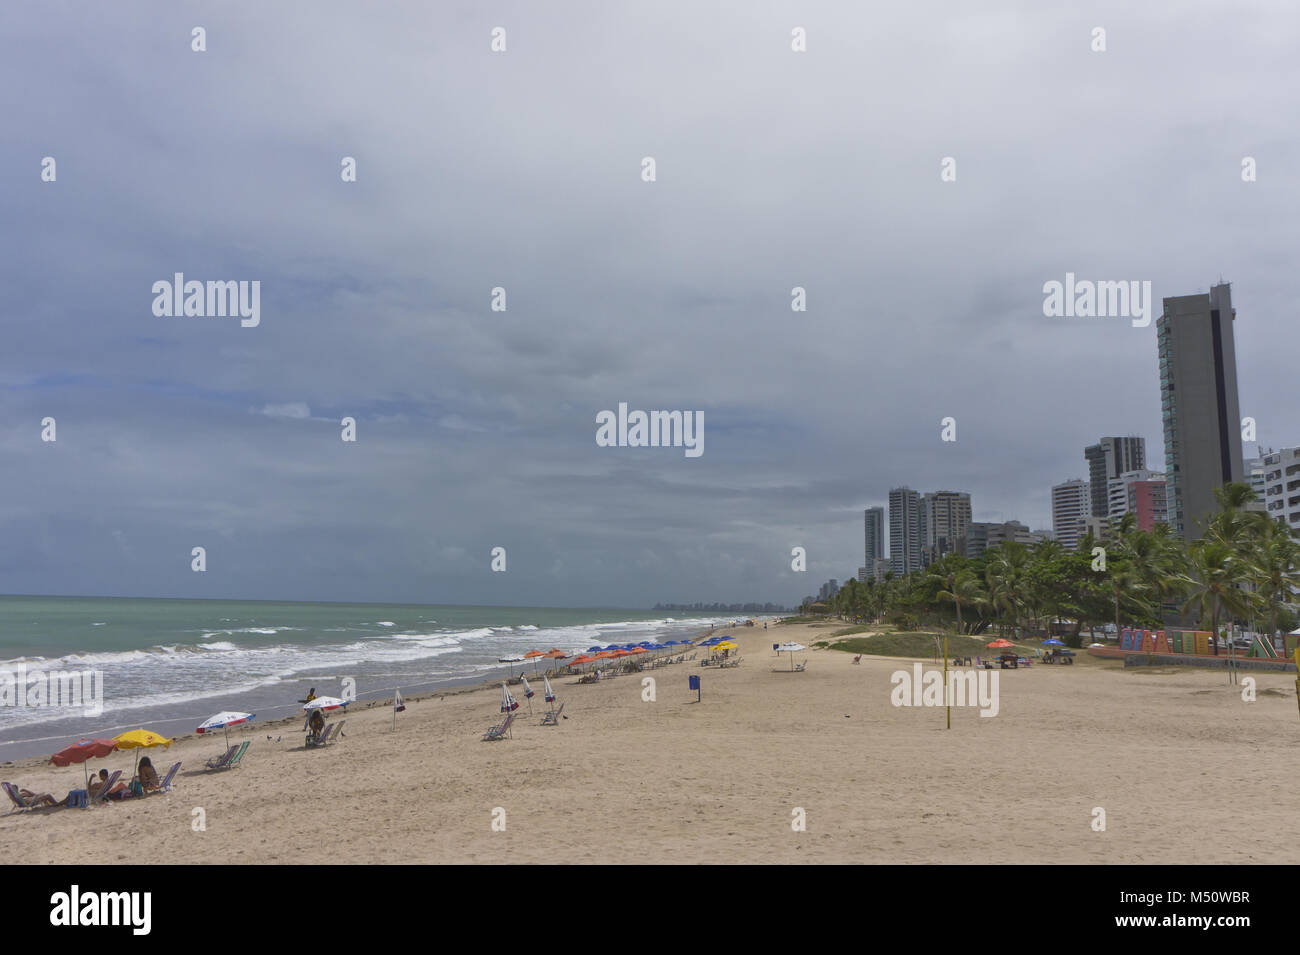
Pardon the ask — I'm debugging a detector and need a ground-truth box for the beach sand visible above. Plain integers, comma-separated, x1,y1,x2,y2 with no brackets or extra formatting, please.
3,620,1297,864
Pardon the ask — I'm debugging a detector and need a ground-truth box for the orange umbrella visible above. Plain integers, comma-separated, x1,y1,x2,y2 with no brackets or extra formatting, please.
986,639,1015,649
50,738,118,791
524,649,546,674
630,647,648,655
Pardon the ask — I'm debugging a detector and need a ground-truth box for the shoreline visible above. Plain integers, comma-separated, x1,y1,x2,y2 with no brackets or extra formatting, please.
4,619,1298,864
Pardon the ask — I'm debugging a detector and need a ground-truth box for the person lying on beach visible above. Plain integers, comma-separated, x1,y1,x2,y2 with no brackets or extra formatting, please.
18,787,62,808
137,757,160,793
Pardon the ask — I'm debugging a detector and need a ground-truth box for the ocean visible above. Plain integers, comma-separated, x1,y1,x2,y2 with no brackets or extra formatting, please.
0,596,749,761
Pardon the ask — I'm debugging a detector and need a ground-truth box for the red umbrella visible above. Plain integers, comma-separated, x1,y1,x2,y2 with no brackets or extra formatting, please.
50,738,118,791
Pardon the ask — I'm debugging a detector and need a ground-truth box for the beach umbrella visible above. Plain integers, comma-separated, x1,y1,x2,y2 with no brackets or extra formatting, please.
50,738,118,791
986,639,1016,649
196,711,255,748
1042,639,1066,647
544,674,556,704
520,676,536,714
630,647,648,655
524,650,546,674
113,728,174,776
302,696,349,711
501,682,519,713
775,642,807,671
498,655,525,679
569,654,594,668
587,646,604,653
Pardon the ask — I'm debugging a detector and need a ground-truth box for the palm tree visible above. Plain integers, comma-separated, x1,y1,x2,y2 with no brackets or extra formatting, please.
1251,517,1300,644
1181,538,1255,649
937,569,983,635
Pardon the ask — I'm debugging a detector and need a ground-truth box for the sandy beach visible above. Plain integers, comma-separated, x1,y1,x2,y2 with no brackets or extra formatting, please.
3,620,1297,864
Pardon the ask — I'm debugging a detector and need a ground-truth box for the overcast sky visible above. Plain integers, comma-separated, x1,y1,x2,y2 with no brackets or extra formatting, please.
2,1,1297,607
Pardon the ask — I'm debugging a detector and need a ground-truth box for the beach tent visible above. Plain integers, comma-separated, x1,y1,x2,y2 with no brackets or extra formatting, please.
196,711,255,748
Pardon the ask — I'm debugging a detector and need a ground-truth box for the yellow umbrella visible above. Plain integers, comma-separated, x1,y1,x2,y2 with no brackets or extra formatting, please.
715,642,738,651
113,729,174,778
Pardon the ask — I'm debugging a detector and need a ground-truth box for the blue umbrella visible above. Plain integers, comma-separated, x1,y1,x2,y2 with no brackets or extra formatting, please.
1042,639,1066,646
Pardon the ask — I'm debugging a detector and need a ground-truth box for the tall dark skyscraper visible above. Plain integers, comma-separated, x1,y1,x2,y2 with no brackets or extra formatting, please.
1158,282,1244,540
1084,437,1146,516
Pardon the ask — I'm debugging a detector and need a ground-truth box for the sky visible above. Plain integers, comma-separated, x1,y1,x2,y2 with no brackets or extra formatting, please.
2,1,1298,608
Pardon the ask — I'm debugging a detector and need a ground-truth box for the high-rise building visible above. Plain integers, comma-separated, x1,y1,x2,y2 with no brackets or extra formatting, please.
1261,447,1300,536
1051,479,1091,550
1244,454,1268,513
1107,469,1166,527
888,487,922,576
1158,282,1244,540
920,491,972,565
1085,437,1146,516
959,520,1036,559
863,507,884,579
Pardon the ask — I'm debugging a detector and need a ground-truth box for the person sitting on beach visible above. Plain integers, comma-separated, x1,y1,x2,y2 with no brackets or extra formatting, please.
307,709,325,741
94,768,127,799
138,756,160,793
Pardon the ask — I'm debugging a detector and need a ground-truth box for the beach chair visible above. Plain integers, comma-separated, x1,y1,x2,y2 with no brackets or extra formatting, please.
333,720,346,740
794,660,807,672
148,762,181,794
3,781,59,813
204,745,238,770
852,655,862,665
483,711,514,741
541,702,565,726
89,770,122,807
306,723,335,748
225,740,250,767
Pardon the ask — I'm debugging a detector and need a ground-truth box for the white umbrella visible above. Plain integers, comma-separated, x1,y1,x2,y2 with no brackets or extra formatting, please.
302,696,349,711
776,642,807,671
501,683,519,713
498,655,525,680
196,711,255,748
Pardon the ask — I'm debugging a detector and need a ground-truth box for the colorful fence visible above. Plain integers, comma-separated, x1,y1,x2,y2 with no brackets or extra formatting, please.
1117,627,1288,657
